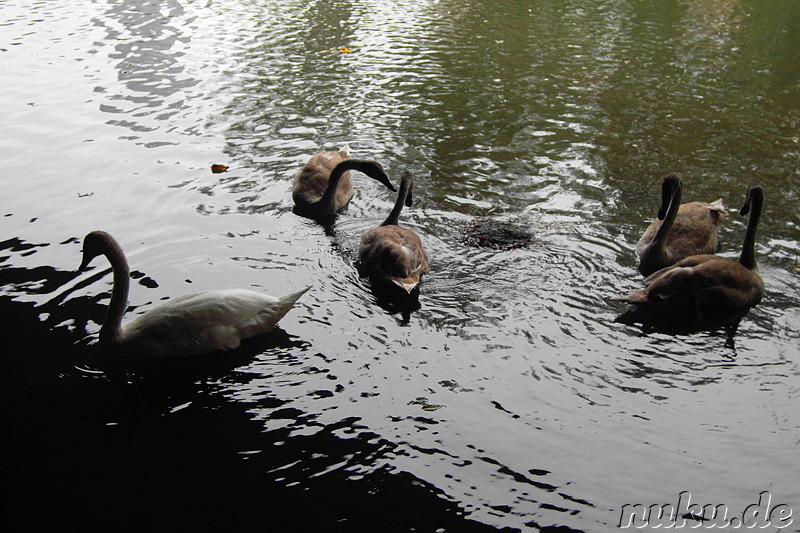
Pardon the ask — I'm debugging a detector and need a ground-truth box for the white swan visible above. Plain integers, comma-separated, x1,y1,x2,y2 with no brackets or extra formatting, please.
79,231,309,358
292,145,396,218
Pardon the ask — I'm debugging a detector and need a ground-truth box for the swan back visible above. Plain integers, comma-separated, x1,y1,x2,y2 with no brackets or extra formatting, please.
292,146,352,209
616,254,763,331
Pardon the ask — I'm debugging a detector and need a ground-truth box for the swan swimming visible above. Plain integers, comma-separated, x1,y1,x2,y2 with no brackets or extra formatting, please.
79,230,309,358
618,185,764,331
636,172,726,276
292,145,396,218
357,170,429,293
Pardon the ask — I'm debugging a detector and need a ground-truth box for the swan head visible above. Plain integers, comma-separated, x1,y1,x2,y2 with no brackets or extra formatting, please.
657,173,682,219
79,230,114,271
368,161,395,193
740,185,763,216
402,171,414,207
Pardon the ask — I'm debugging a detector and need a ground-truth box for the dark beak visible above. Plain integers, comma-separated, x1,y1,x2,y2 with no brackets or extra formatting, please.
379,172,397,192
739,202,750,216
739,186,755,216
78,256,93,272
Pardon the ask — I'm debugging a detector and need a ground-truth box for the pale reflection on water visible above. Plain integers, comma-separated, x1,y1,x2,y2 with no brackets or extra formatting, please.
2,0,799,531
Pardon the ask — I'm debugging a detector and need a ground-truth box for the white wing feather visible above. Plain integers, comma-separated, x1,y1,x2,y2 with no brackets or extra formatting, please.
121,287,309,358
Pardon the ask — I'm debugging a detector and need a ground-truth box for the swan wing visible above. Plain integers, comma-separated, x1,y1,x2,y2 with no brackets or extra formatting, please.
292,149,351,204
621,255,762,309
663,202,726,258
122,287,309,357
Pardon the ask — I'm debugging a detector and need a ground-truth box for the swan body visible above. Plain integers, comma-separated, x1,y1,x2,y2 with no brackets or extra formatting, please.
292,146,396,217
358,171,429,293
636,172,726,276
617,185,764,330
79,231,309,358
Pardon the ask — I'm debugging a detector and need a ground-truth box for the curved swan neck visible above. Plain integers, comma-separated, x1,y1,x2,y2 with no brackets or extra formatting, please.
653,175,682,245
738,187,763,270
382,172,412,227
98,234,130,344
318,159,353,211
318,159,393,213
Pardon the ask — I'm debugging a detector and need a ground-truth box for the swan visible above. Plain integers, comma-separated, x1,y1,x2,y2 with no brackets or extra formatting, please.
292,145,396,217
78,231,309,358
357,170,429,293
617,185,764,331
636,172,726,276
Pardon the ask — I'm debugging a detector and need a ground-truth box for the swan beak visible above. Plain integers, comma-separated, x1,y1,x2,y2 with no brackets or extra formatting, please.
380,173,397,192
78,256,93,272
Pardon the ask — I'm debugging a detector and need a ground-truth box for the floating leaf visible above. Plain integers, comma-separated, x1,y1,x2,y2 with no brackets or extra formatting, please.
338,46,352,54
211,164,229,174
408,397,444,411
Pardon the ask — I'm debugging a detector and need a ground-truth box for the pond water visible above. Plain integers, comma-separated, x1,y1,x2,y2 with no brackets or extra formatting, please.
2,0,799,531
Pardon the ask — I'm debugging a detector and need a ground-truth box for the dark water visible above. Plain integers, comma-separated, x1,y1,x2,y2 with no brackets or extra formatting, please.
2,0,799,531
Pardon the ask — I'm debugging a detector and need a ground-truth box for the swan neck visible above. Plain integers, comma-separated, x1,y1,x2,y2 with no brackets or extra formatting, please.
382,177,410,226
653,181,681,245
319,160,351,211
101,239,130,344
738,194,762,270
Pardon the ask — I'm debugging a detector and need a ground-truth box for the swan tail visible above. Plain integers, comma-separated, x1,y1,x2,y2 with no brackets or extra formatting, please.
237,286,310,339
614,290,648,304
339,144,351,158
391,278,419,294
278,286,312,308
707,198,727,214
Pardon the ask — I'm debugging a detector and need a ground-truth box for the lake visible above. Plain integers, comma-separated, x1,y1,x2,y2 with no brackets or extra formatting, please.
2,0,798,531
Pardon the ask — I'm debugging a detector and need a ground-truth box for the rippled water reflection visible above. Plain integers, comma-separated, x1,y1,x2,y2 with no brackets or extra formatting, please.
2,0,799,531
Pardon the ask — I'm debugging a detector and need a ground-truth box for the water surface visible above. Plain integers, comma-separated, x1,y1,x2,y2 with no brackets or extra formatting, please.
2,0,799,531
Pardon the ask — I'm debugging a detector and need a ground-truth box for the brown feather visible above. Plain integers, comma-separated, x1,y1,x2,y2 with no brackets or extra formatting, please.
636,173,726,276
292,147,352,215
618,185,764,332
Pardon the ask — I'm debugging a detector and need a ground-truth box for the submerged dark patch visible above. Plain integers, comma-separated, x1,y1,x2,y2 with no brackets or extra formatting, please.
463,218,535,250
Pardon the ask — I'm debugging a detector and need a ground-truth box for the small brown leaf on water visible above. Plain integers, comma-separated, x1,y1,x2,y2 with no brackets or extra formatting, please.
211,164,229,174
408,397,444,411
338,46,352,54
